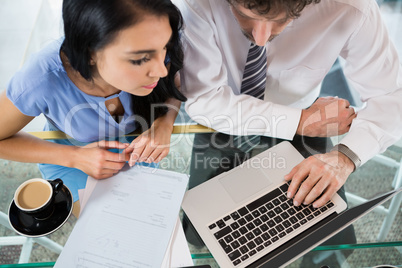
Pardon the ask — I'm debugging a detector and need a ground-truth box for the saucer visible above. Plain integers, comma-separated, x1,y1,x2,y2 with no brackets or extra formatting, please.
8,185,73,237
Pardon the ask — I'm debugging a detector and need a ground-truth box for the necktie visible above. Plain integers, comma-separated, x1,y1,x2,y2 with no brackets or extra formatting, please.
235,43,267,152
241,43,267,99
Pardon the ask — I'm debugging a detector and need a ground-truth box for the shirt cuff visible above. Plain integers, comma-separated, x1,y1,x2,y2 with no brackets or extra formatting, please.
331,144,361,171
339,128,382,165
270,104,302,140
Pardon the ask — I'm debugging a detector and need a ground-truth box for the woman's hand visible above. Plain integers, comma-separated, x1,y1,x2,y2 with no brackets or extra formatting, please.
73,140,130,179
124,118,173,166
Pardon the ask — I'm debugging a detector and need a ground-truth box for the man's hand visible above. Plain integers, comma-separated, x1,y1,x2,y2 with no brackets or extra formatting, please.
284,150,355,208
73,140,130,179
296,97,356,137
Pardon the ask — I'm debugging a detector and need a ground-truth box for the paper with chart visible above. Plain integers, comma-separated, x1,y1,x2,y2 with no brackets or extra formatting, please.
55,165,189,268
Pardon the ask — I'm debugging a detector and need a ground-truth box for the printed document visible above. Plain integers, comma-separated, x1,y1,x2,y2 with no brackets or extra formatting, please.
161,218,193,268
55,165,189,268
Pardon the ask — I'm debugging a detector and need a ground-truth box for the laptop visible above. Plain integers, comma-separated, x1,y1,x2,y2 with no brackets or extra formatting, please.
182,141,402,267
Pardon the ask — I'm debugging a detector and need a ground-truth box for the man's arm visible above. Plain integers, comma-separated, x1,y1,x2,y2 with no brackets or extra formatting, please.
286,0,402,207
175,0,302,140
337,0,402,164
177,0,355,140
124,73,183,165
296,97,356,137
285,148,355,208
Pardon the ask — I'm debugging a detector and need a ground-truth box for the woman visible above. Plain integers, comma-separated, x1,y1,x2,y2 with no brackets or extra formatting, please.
0,0,186,203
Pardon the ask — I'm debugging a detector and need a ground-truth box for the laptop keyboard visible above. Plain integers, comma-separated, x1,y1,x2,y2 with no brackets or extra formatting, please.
208,182,335,266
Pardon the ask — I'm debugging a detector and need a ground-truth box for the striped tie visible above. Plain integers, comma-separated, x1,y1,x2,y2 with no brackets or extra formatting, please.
241,43,267,99
235,43,267,152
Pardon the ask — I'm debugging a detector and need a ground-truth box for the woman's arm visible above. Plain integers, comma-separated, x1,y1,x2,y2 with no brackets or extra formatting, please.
0,91,69,164
124,74,183,166
125,97,182,166
0,92,129,179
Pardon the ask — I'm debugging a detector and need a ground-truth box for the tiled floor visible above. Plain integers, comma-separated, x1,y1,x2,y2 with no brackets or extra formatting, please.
0,0,401,267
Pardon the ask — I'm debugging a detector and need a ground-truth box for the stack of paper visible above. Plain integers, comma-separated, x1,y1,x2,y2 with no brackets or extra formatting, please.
55,165,193,268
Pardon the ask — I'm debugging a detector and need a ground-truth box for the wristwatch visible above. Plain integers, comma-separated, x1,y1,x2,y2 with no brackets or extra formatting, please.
331,144,361,171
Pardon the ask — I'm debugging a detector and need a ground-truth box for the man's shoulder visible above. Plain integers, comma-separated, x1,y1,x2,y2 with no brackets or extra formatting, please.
328,0,373,14
172,0,210,9
172,0,226,13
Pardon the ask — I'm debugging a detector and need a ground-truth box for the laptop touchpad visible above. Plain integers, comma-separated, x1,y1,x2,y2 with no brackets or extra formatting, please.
219,168,272,203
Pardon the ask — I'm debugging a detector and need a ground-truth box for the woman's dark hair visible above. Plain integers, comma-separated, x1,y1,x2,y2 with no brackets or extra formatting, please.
226,0,321,19
61,0,186,129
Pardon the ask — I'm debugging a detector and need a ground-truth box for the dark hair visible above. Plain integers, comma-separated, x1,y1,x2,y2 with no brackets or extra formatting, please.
226,0,321,19
61,0,186,129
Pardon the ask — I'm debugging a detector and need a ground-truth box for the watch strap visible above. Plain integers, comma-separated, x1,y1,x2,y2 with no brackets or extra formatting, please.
331,144,361,171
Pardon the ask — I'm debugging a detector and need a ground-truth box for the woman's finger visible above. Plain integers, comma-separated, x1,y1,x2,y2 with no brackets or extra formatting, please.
138,144,156,162
156,150,169,163
103,150,130,163
147,148,170,163
98,140,130,149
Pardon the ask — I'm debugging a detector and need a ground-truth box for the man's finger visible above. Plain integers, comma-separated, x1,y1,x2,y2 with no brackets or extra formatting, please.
341,98,351,108
302,175,330,205
293,172,321,206
312,186,336,208
285,158,313,199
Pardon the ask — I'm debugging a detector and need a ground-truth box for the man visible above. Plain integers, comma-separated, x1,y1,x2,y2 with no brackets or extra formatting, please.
174,1,402,265
174,0,402,207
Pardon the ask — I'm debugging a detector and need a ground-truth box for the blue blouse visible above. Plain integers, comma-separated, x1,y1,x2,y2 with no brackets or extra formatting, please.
6,39,144,202
6,39,137,142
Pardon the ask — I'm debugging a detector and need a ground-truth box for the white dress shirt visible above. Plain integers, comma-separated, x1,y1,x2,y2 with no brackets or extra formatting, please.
173,0,402,165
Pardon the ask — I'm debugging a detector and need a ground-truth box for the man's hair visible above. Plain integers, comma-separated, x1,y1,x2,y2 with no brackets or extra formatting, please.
226,0,321,18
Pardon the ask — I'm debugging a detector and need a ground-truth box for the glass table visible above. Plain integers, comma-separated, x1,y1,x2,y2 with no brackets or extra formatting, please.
0,127,401,267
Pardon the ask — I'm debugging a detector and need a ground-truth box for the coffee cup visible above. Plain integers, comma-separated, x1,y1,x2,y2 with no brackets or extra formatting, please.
13,178,63,220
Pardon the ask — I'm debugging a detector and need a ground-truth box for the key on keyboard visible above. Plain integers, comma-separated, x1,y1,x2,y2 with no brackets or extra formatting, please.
208,182,335,266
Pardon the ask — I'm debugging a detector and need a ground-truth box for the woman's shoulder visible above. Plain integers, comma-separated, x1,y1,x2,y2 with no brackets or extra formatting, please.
7,39,66,100
6,39,71,116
